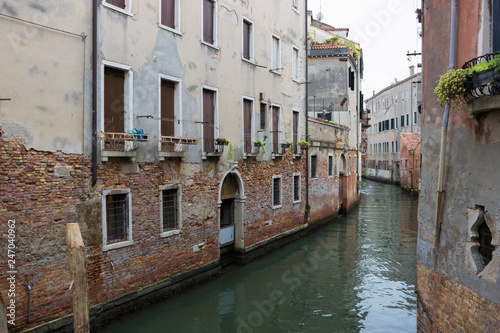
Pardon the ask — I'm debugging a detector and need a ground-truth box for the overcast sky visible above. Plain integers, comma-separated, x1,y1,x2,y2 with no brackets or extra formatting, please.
308,0,422,98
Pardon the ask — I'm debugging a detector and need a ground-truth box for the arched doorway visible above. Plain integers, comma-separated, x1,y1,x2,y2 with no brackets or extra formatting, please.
219,170,245,250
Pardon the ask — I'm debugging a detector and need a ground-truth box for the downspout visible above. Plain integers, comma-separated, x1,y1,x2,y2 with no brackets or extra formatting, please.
433,0,457,251
305,0,310,220
91,0,98,186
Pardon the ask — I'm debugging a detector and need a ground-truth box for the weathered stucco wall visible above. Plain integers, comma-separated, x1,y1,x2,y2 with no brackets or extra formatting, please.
417,0,500,331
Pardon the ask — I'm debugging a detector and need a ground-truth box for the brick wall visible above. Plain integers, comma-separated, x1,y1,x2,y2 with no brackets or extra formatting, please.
0,136,308,330
417,262,500,332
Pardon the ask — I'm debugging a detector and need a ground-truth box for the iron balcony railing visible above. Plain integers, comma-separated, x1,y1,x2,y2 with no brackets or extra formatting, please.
462,51,500,104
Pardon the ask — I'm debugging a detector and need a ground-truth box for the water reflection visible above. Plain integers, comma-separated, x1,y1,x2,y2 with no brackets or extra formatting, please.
100,180,418,333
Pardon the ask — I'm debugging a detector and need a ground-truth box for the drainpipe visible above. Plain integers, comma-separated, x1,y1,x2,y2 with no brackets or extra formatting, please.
91,0,98,186
305,0,309,219
433,0,457,250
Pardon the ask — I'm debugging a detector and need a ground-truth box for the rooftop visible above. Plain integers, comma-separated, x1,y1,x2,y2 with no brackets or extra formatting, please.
400,133,421,151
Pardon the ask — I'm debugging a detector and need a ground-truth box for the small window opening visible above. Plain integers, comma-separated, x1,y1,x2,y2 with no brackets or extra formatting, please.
478,221,494,267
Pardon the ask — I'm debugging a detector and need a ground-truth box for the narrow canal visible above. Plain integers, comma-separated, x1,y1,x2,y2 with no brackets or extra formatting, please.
100,180,419,333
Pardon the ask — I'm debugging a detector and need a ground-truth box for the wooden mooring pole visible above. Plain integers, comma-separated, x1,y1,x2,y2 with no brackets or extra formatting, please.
66,223,89,333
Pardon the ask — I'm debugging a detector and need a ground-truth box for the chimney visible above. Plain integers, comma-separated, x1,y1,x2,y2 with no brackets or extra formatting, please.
409,65,415,76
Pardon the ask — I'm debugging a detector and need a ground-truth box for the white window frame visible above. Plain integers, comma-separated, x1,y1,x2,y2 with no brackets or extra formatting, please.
201,0,218,49
271,34,281,75
101,60,134,139
102,188,133,251
159,184,182,238
292,46,299,82
272,175,283,209
395,117,398,129
242,96,256,155
293,172,301,204
271,103,282,154
159,0,181,35
328,153,334,177
158,74,182,150
201,85,220,153
242,16,255,63
103,0,133,16
291,0,300,14
310,155,318,179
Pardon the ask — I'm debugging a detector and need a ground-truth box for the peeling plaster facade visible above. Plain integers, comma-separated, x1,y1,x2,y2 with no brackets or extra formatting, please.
0,0,315,331
417,0,500,331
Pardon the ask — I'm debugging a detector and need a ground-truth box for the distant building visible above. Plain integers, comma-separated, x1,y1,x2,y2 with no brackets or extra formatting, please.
417,0,500,331
364,72,422,185
307,13,363,216
399,133,420,192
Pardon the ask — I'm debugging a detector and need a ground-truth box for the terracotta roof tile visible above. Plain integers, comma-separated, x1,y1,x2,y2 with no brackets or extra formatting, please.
400,133,421,150
311,43,349,50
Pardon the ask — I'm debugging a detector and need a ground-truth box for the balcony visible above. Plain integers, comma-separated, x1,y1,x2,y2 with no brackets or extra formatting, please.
99,131,149,161
462,52,500,114
159,136,198,160
202,138,225,159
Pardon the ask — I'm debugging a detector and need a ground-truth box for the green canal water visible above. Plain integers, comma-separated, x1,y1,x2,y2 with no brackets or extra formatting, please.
100,180,419,333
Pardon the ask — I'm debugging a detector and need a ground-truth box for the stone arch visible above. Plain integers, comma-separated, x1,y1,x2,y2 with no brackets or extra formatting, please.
339,153,347,175
218,168,245,250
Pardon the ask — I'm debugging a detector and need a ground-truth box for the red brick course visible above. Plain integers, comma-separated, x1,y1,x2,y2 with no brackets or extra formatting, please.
417,262,500,333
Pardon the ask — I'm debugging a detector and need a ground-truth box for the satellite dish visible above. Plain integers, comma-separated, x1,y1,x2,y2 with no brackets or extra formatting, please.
316,12,324,21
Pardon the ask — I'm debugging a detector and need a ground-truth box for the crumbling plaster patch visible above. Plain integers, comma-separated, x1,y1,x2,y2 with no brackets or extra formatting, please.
219,6,238,27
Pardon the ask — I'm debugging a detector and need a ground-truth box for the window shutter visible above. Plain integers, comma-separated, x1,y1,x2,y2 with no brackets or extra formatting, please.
161,0,175,29
493,0,500,52
203,0,214,44
243,21,251,60
108,0,125,10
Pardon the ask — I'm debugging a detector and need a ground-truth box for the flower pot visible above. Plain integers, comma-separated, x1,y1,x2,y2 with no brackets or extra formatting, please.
281,143,291,148
466,68,500,90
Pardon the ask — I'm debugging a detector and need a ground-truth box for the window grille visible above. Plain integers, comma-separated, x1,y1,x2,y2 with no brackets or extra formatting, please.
162,189,178,230
106,194,128,244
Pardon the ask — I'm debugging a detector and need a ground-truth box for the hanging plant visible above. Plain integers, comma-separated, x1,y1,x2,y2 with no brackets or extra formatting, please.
434,69,468,106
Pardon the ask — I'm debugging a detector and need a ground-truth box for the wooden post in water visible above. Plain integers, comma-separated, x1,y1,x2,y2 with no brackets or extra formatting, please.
66,223,89,333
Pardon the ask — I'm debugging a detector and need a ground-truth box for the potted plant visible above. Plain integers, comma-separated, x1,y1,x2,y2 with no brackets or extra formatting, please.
216,138,230,146
434,68,468,106
465,55,500,90
254,140,264,148
298,140,309,149
281,142,291,148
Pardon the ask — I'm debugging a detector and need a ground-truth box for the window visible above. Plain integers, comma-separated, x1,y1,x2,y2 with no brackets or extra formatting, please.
401,89,405,102
160,0,180,32
202,86,219,153
293,110,299,153
293,173,301,203
292,0,299,12
243,97,254,154
260,103,266,130
406,89,409,101
102,61,133,151
104,0,132,15
242,17,254,62
401,114,405,127
348,67,355,91
272,176,282,208
271,105,282,154
159,75,181,151
395,117,398,129
413,111,418,125
202,0,216,46
102,189,133,250
406,113,409,127
271,35,281,74
396,140,399,153
311,155,318,179
391,118,395,130
392,141,394,153
160,186,181,237
292,46,299,81
328,155,333,176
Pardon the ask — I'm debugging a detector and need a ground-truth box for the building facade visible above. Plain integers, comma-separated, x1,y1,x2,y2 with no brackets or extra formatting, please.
307,14,362,218
0,0,315,331
417,0,500,331
364,72,422,185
